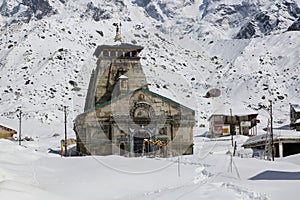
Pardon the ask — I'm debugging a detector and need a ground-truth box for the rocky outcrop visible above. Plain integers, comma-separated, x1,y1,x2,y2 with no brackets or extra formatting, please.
288,17,300,31
0,0,55,25
236,21,256,39
235,1,300,39
82,2,112,21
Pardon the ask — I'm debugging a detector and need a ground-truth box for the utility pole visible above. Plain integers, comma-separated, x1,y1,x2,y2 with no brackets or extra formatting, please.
230,108,233,147
64,106,68,156
177,156,181,177
269,100,274,161
18,109,22,146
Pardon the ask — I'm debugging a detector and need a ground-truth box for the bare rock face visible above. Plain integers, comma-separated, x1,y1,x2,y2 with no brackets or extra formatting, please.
235,21,256,39
133,0,151,7
0,0,55,24
235,1,300,39
81,2,112,21
288,17,300,31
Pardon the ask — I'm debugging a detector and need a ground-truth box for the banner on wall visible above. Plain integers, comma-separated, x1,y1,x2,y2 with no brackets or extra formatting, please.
240,121,251,127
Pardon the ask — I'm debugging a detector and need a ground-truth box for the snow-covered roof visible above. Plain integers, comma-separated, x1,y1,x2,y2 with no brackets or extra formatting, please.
94,43,144,57
209,107,258,117
118,75,128,79
208,109,258,121
291,104,300,112
243,129,300,146
0,124,17,133
296,119,300,124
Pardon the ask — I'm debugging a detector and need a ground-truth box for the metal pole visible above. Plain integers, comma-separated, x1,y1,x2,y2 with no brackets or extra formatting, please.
230,108,233,147
269,100,274,161
64,106,68,156
178,156,181,177
18,109,22,146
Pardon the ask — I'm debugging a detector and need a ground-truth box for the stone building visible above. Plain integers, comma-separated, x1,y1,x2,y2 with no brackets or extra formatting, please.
74,42,195,157
208,113,258,137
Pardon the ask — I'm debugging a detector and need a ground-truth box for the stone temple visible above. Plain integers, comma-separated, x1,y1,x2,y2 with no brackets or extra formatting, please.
74,38,195,157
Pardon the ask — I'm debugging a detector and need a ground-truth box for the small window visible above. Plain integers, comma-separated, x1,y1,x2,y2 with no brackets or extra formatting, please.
103,51,109,57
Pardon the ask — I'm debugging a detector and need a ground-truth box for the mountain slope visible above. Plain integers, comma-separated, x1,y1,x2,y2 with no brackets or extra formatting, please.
0,0,299,141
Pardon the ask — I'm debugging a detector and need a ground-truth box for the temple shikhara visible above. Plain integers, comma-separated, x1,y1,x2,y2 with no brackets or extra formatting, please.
74,26,195,157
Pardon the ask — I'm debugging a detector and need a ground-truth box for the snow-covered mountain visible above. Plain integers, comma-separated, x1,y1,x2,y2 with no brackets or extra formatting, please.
0,0,300,140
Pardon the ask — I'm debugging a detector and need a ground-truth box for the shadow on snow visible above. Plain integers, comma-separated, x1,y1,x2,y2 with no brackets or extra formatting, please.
249,170,300,180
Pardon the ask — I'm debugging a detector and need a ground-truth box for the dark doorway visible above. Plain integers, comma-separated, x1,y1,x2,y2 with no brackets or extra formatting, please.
119,142,126,156
133,130,150,156
283,143,300,157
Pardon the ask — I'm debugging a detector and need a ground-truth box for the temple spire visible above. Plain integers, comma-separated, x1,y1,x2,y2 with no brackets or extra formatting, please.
113,22,122,42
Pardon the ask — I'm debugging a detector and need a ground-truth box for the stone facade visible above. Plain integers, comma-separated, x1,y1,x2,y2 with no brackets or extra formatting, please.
74,43,195,156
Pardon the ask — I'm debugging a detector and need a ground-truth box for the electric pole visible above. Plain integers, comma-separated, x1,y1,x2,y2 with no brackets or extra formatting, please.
64,106,68,156
18,109,22,146
230,108,233,147
269,100,274,161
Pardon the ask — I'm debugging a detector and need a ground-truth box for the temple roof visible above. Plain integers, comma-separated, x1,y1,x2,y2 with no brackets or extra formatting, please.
82,87,195,115
93,43,144,57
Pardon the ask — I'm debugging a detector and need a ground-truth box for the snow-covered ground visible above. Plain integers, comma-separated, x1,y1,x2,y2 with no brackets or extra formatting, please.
1,135,300,200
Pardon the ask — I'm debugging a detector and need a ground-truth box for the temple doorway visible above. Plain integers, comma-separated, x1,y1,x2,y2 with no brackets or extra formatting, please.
119,142,126,156
133,130,150,156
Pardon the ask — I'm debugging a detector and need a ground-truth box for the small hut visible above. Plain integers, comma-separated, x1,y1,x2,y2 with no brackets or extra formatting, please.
243,130,300,158
208,112,258,137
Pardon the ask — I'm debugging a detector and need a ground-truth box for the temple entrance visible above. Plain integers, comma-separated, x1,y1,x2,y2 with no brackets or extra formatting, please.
133,130,151,156
119,142,126,156
143,139,151,153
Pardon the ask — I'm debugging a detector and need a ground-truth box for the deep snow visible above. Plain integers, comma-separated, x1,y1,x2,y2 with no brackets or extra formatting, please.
1,135,300,200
